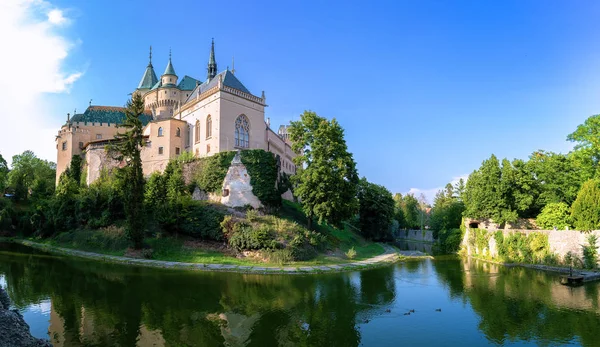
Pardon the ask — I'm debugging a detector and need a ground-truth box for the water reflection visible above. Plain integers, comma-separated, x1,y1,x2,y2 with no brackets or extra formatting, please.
0,242,599,346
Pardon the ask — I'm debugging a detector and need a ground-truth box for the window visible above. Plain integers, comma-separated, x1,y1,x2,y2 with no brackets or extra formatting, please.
207,144,211,153
158,146,164,155
96,134,102,140
176,127,181,137
195,120,200,143
206,115,212,139
234,114,250,148
62,142,67,151
158,127,163,137
79,142,84,149
175,147,180,155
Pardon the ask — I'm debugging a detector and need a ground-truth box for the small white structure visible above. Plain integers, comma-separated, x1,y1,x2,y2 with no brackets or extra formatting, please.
220,151,262,209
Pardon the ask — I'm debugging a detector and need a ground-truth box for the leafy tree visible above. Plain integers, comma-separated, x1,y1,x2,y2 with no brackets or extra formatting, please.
464,154,503,221
357,178,395,241
68,155,83,186
527,151,582,208
430,183,465,236
7,150,55,201
535,202,572,230
109,94,147,248
289,111,359,229
401,194,420,229
567,114,600,177
571,179,600,232
0,153,8,193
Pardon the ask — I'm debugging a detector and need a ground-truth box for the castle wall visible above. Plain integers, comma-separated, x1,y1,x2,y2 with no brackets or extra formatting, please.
217,91,266,152
84,142,122,185
266,128,296,175
141,119,187,175
180,92,221,157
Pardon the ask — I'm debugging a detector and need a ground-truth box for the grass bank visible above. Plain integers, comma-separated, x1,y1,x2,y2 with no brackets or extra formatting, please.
31,201,385,267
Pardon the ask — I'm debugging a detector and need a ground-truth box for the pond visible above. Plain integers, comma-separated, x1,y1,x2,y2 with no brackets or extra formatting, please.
0,242,599,346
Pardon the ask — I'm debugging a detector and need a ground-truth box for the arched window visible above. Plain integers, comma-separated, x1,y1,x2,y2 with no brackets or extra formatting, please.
195,120,200,143
176,127,181,137
235,114,250,148
206,115,212,139
158,127,163,137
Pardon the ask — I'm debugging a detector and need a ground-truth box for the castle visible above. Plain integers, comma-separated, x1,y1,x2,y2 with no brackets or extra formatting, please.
55,40,296,185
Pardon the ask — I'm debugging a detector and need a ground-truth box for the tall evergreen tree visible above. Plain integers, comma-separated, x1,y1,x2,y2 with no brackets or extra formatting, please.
357,178,395,241
289,111,359,229
109,94,146,249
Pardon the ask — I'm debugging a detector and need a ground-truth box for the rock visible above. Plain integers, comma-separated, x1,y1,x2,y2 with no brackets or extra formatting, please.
0,288,52,347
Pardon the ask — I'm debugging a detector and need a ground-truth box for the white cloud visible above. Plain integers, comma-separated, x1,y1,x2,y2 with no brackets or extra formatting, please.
0,0,82,165
47,9,67,25
405,174,469,205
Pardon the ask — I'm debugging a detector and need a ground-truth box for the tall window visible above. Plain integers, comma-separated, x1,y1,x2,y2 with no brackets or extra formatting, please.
206,115,212,139
235,114,250,148
187,125,191,147
176,127,181,137
195,120,200,143
158,127,163,137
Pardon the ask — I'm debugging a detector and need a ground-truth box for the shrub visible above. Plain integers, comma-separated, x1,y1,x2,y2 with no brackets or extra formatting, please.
268,249,294,265
583,234,598,269
536,202,572,230
571,179,600,231
345,247,357,259
228,223,278,251
438,228,463,254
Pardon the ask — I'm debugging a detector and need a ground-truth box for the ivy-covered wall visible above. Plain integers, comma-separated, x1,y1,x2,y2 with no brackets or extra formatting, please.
183,149,284,208
462,227,600,268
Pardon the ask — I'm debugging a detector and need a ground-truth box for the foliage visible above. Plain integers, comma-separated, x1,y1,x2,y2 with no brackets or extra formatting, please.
582,234,598,269
345,247,357,259
430,183,465,237
493,231,555,264
528,151,582,208
0,153,8,193
357,177,395,241
535,202,572,230
567,114,600,177
193,151,236,193
437,228,464,254
108,94,146,249
240,149,281,208
571,179,600,232
7,150,56,201
397,193,420,230
289,110,359,229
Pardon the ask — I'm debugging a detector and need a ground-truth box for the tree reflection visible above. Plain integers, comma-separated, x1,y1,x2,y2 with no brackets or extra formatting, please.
0,242,398,347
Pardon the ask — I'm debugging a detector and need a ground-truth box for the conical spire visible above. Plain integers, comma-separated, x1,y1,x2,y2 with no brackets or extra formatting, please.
207,38,217,80
163,49,177,76
137,46,159,89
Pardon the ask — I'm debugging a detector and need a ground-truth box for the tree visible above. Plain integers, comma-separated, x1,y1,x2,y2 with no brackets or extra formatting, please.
570,179,600,232
464,154,503,221
430,183,465,235
7,150,55,201
289,111,359,229
357,178,395,241
536,202,572,230
393,193,407,229
109,94,147,248
0,154,8,194
567,114,600,177
527,151,582,209
401,194,420,229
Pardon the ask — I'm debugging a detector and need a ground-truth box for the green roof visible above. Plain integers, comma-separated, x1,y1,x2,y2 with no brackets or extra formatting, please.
137,64,158,89
177,75,200,90
71,106,153,125
163,58,176,76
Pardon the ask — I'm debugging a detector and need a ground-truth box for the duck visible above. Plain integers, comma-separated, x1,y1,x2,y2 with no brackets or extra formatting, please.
435,308,442,312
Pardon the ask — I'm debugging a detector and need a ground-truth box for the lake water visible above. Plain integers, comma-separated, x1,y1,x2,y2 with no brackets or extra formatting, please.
0,242,599,346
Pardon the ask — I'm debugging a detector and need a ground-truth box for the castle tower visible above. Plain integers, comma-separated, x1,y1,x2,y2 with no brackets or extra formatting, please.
161,49,178,86
136,46,158,94
207,39,217,81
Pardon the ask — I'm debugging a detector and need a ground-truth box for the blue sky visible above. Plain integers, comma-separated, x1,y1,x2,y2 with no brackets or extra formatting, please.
3,0,600,202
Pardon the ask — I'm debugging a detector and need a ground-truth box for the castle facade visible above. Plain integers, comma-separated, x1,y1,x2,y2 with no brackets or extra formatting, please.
55,41,296,185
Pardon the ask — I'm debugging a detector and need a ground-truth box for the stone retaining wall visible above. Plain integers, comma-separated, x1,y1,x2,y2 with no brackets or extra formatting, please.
462,227,600,266
396,229,434,243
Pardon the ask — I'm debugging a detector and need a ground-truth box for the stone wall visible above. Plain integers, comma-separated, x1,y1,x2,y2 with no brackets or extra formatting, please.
396,229,435,243
462,227,600,266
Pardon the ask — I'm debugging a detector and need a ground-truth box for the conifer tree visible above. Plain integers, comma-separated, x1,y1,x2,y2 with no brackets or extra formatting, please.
109,94,146,249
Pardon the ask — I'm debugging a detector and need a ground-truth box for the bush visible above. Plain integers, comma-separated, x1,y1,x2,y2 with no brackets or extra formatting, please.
228,223,277,251
494,231,553,264
345,247,357,259
267,249,294,265
571,179,600,231
437,228,463,254
536,202,572,230
583,234,598,269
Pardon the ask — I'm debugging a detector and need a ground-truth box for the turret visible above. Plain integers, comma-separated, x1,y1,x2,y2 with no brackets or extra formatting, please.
161,49,178,86
207,39,217,81
137,46,159,92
